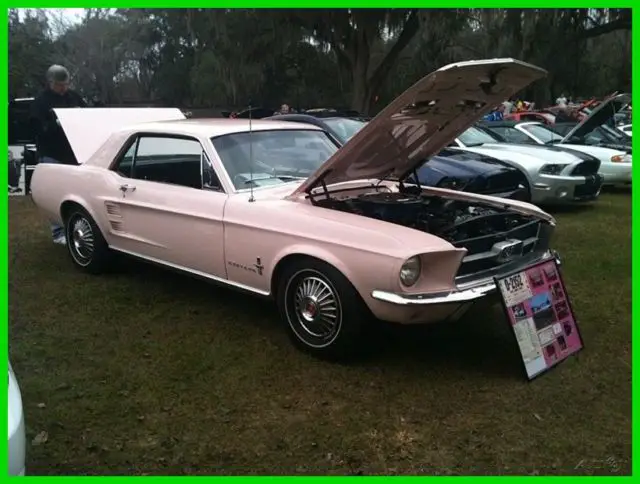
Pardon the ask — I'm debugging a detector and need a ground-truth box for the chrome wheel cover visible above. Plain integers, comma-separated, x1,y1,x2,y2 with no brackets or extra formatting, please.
68,214,95,266
285,270,342,348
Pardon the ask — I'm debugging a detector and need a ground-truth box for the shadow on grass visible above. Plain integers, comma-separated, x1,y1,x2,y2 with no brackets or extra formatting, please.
541,202,597,215
540,184,631,215
108,254,525,380
113,254,277,328
601,185,632,196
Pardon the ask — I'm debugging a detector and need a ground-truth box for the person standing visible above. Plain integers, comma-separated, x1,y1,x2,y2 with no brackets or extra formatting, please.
502,99,514,115
273,103,291,115
555,93,568,107
30,64,87,245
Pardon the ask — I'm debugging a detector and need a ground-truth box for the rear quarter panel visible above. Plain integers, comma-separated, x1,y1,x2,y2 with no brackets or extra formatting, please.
30,163,114,239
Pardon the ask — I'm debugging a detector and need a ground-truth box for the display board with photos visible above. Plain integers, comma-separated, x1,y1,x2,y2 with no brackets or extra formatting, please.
495,258,584,380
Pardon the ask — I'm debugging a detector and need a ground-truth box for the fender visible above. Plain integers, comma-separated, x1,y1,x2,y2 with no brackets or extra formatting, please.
270,243,398,301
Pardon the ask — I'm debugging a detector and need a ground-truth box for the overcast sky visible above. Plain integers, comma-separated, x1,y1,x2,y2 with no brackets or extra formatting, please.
17,7,85,23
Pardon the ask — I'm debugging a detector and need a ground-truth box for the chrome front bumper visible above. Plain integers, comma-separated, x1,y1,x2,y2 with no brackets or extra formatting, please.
371,250,561,306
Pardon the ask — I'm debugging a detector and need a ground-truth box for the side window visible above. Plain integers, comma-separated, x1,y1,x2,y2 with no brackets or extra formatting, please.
116,142,137,178
132,136,203,189
202,151,222,191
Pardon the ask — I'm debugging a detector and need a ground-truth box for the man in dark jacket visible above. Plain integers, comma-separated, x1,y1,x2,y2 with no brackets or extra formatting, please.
30,64,87,244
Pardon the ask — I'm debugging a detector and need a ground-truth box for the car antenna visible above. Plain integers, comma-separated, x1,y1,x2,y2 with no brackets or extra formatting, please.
248,99,255,203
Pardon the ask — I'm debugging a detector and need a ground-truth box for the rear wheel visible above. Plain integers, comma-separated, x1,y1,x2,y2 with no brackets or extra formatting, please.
64,206,112,274
277,258,372,361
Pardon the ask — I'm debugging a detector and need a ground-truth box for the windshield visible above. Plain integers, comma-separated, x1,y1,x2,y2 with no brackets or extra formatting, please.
598,124,627,140
458,126,500,147
485,126,534,144
323,117,367,143
520,124,564,144
211,129,339,190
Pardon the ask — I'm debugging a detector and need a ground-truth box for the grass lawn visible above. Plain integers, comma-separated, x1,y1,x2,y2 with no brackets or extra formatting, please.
8,191,631,475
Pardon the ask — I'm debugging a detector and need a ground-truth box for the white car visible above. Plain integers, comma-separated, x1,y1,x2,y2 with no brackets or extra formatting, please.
618,123,632,137
8,362,26,476
494,121,631,186
486,94,632,186
450,126,603,205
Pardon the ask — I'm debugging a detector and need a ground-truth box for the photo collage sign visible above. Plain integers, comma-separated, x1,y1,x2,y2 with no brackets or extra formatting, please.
495,259,584,380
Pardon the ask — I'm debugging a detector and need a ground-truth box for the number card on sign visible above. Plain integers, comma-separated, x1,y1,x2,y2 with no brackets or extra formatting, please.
495,258,584,381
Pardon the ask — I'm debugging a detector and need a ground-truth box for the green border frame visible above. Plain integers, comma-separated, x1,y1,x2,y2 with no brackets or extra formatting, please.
3,3,636,478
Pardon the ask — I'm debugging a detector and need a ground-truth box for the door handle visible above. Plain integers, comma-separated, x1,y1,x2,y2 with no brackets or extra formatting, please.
119,184,136,193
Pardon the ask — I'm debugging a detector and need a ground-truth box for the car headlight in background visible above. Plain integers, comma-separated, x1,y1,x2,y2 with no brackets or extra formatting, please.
539,164,566,175
611,154,631,163
400,256,421,286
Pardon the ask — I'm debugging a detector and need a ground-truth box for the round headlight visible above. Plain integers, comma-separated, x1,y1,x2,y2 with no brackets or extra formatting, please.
400,256,421,286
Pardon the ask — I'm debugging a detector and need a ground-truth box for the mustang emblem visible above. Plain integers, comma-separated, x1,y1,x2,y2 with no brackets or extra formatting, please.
228,257,264,276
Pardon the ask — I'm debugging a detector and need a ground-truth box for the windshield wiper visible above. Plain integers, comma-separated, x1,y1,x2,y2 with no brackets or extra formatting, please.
277,175,304,181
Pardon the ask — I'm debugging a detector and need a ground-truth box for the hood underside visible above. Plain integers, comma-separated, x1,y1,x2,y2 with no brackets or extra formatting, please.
561,93,631,143
289,58,547,197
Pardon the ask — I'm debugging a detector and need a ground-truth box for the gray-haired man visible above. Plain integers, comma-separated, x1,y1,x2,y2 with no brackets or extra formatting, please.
30,65,87,245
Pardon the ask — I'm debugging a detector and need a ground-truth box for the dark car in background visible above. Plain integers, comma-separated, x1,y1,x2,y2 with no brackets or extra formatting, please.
8,97,38,195
267,113,531,201
223,106,276,119
267,113,366,144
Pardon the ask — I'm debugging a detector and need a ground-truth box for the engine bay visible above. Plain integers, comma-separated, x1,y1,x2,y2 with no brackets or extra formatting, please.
314,189,538,246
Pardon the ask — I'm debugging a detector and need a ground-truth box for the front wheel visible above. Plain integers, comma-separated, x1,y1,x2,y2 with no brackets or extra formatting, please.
277,258,372,361
64,207,112,274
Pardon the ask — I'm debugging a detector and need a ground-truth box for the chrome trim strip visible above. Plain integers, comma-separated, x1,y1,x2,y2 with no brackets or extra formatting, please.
372,282,497,305
371,250,561,306
108,246,271,297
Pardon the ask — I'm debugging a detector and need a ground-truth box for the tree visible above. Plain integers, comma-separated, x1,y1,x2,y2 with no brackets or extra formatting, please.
8,9,54,97
285,9,427,114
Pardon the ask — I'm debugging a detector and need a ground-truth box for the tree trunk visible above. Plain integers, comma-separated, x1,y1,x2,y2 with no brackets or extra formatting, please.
350,41,371,114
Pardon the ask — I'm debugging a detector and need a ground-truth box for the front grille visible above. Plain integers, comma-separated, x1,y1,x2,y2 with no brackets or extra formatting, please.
454,218,553,279
482,171,523,192
571,159,600,176
466,171,524,196
574,175,603,198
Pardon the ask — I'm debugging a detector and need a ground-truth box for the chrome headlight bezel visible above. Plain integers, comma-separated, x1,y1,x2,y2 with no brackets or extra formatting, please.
399,256,421,287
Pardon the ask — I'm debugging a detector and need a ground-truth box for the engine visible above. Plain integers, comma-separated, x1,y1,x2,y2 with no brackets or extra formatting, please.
315,191,535,245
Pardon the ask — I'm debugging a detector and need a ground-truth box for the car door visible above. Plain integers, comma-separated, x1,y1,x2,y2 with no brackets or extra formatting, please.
103,133,228,278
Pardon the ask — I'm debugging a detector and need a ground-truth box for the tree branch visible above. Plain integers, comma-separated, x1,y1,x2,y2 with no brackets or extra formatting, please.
367,9,420,87
579,16,630,39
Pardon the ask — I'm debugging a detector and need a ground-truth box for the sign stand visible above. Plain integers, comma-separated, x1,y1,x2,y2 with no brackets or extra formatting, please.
494,257,585,381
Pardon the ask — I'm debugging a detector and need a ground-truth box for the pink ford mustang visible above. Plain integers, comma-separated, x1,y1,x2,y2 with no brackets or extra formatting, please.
30,59,560,360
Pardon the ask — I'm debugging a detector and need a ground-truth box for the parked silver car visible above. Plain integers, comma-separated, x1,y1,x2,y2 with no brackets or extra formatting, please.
450,126,603,205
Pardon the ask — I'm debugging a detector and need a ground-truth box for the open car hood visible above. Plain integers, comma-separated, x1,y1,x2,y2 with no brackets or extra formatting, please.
561,93,631,143
288,58,547,197
53,107,186,164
